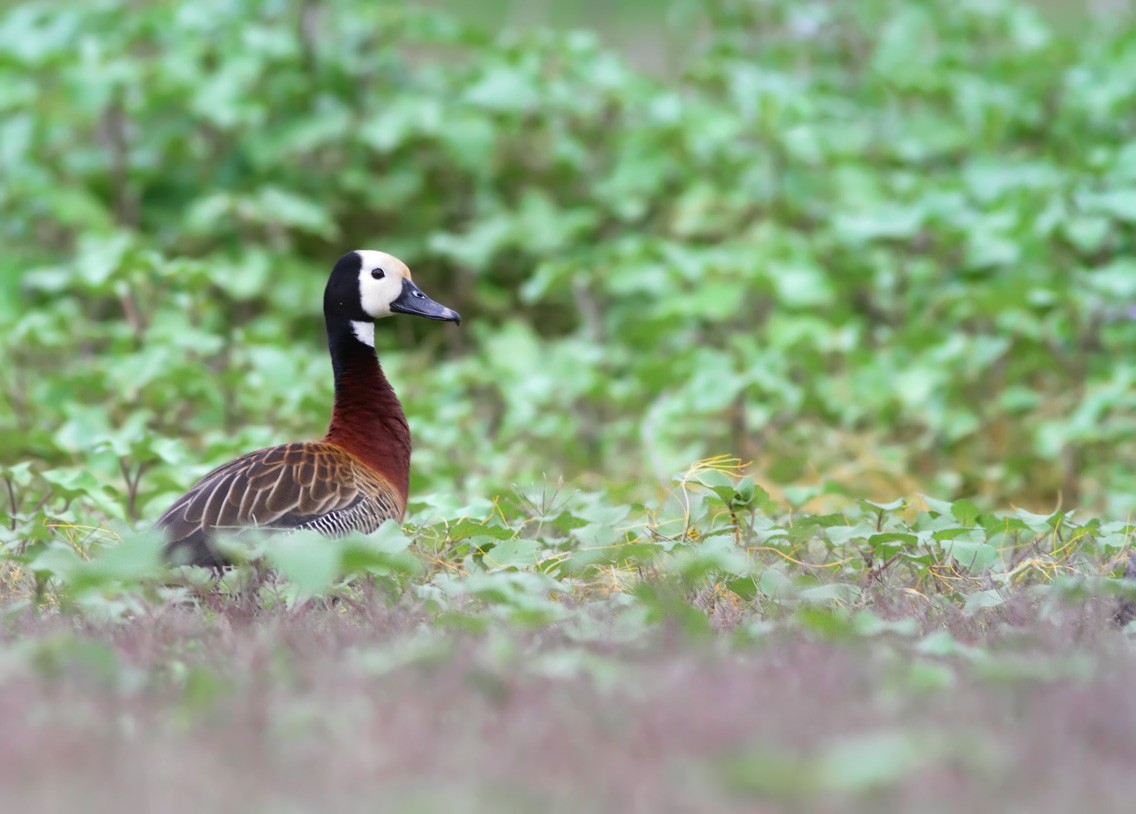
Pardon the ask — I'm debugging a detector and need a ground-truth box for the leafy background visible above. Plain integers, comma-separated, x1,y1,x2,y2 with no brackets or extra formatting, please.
3,0,1136,811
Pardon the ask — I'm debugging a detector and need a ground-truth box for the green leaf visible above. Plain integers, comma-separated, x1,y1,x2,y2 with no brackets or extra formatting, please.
759,567,794,599
962,588,1005,615
29,544,84,582
862,498,905,512
795,605,855,639
798,583,861,604
668,538,750,582
77,529,165,587
867,532,918,555
482,538,541,569
942,540,1001,572
41,468,102,500
951,499,981,526
340,523,422,579
266,532,341,596
920,495,955,516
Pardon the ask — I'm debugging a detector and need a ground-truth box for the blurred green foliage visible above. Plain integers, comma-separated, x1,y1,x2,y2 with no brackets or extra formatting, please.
4,5,1136,804
3,0,1136,547
17,455,1136,633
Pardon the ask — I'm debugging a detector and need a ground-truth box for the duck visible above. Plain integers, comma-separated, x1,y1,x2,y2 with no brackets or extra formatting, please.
157,249,461,568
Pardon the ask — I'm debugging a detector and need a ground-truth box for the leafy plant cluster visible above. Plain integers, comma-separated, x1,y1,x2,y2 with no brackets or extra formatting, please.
4,4,1136,807
9,459,1132,636
3,0,1136,532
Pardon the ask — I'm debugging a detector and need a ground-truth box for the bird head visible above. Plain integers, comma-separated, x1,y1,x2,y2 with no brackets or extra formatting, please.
325,249,461,346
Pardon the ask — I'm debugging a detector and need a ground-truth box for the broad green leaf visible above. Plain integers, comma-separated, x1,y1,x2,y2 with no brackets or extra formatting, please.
266,533,340,596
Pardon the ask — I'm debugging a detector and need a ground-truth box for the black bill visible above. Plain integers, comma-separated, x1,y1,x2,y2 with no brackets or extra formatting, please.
390,279,462,324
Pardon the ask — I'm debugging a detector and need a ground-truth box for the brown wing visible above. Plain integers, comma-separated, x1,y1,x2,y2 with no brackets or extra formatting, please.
157,441,402,567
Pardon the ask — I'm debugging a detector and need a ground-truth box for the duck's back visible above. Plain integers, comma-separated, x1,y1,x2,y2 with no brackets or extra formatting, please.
158,441,404,567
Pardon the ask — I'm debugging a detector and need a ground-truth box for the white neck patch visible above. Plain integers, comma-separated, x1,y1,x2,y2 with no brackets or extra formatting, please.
350,320,375,348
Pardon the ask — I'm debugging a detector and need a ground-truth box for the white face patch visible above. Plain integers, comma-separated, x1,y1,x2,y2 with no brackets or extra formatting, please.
350,320,375,348
354,249,409,319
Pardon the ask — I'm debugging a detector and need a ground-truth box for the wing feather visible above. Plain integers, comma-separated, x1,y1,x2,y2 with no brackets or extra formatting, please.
157,441,403,567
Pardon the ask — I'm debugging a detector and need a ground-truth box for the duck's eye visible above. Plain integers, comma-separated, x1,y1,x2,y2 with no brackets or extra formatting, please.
371,268,385,280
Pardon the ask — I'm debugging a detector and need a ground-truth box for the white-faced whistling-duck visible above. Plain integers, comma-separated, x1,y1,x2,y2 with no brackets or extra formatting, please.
157,249,461,568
